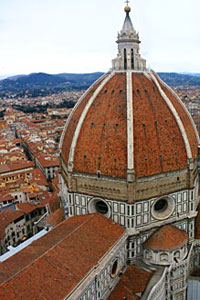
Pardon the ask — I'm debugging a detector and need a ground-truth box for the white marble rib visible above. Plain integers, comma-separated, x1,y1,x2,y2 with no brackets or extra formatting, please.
126,71,134,170
150,71,192,160
68,72,115,167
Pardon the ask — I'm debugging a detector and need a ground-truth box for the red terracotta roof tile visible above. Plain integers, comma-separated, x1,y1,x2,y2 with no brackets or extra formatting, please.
61,75,107,166
61,72,197,179
36,154,59,168
144,225,188,251
49,191,60,213
108,264,154,300
156,74,199,159
46,207,65,227
0,161,34,175
0,209,24,240
0,214,125,300
74,73,127,178
132,73,187,177
0,193,14,202
16,202,47,214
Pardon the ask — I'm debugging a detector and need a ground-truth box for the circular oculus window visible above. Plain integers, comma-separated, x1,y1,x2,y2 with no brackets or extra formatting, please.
151,197,175,220
88,198,111,218
95,200,108,214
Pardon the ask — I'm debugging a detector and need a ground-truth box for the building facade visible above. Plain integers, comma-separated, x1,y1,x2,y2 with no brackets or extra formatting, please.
59,3,200,300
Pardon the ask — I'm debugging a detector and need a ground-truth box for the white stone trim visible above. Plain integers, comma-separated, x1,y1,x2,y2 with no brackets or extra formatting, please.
126,71,134,170
59,73,108,151
150,71,192,160
143,70,152,81
68,72,115,167
156,73,200,145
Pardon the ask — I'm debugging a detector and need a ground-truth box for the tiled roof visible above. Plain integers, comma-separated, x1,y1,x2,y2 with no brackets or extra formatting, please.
61,72,198,179
156,74,199,158
107,264,154,300
74,73,127,178
0,209,24,240
16,201,47,214
0,161,34,175
144,225,188,251
61,74,107,168
0,193,14,202
36,154,59,168
132,73,187,177
46,207,65,227
0,214,125,300
49,191,60,213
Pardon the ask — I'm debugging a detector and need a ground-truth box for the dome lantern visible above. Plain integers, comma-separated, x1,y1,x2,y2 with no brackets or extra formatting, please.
112,1,146,71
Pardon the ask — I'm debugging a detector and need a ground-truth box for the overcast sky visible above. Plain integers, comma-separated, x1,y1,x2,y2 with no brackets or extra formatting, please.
0,0,199,77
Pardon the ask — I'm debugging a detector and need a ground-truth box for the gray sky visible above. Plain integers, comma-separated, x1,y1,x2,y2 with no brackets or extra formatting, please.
0,0,199,77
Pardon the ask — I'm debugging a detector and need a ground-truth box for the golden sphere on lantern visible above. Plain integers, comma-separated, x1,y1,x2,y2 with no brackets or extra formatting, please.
124,5,131,13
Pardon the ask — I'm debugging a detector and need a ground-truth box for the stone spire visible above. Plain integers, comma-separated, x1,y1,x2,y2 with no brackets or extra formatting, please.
112,2,146,71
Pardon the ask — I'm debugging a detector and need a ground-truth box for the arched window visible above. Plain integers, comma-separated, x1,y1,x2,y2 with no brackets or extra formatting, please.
145,250,152,260
160,252,168,261
131,48,134,69
174,251,180,259
124,49,127,70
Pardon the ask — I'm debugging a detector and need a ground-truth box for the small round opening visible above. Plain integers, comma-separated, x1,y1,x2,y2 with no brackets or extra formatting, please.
88,198,111,218
154,199,168,212
95,201,108,215
152,196,175,220
111,260,119,277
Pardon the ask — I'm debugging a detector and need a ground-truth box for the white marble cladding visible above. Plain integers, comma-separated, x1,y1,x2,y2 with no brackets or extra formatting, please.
59,174,68,215
67,188,196,230
127,218,195,261
146,269,167,300
165,259,189,300
71,237,127,300
144,245,188,266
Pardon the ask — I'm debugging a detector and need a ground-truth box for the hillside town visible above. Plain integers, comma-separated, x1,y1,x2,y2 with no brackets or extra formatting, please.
0,103,74,257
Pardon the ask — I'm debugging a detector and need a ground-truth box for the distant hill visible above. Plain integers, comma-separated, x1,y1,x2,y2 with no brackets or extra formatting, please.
0,72,104,97
158,72,200,86
0,71,200,98
180,73,200,77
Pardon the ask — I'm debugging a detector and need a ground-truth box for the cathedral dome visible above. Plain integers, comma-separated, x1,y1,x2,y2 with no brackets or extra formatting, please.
61,71,198,178
60,5,199,203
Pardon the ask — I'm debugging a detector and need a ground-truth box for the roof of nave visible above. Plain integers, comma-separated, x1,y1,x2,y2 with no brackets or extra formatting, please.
46,207,65,227
0,214,125,300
